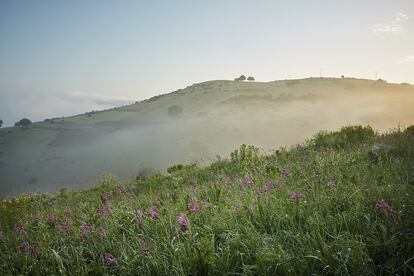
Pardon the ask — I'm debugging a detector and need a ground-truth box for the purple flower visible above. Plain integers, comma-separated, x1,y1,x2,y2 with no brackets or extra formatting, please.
104,251,117,266
80,223,92,238
135,210,145,218
241,177,253,187
60,222,71,232
291,191,303,200
260,182,272,193
100,193,111,204
280,168,290,177
187,202,199,212
96,205,104,214
150,205,159,219
99,226,107,239
140,239,150,255
375,199,395,214
64,209,73,217
223,176,232,185
233,203,241,212
20,241,31,253
47,214,57,224
15,221,26,236
327,179,335,189
176,213,189,229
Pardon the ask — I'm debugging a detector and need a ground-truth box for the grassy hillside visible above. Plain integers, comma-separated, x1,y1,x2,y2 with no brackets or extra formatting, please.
1,77,414,197
1,125,413,275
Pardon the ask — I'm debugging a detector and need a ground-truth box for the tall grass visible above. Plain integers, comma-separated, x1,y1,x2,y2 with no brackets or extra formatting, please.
1,125,413,275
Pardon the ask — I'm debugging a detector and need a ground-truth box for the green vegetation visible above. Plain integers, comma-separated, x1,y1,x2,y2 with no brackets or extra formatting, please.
0,119,2,128
1,125,413,275
14,118,32,127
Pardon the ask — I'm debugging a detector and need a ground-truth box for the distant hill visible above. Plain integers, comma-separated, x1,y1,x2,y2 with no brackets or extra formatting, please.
0,77,413,197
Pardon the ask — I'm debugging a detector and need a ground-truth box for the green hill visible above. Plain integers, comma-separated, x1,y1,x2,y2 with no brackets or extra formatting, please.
0,125,413,274
1,77,414,197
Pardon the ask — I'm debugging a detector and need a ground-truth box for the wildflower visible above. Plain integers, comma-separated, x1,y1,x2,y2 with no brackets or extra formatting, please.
176,213,189,229
187,202,199,212
150,205,159,219
60,222,70,232
375,199,395,214
47,214,57,224
233,203,241,212
140,239,150,255
64,209,73,217
241,177,253,187
99,226,107,239
280,168,290,177
223,176,232,185
100,193,111,204
260,182,272,193
80,223,92,238
104,251,117,266
135,210,145,218
15,221,26,236
154,195,161,202
96,204,104,214
327,179,335,189
203,202,214,209
20,241,31,253
117,186,125,195
291,191,303,200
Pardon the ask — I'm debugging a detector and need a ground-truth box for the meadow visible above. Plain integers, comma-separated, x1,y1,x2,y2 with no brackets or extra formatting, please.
0,125,413,275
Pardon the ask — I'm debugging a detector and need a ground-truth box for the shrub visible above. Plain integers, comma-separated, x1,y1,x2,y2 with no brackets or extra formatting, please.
14,118,32,127
0,119,3,128
234,75,246,81
247,76,255,81
168,105,183,116
167,163,196,174
313,125,375,149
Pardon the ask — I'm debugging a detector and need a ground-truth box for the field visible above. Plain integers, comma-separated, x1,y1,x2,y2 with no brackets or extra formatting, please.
1,78,414,198
1,125,413,275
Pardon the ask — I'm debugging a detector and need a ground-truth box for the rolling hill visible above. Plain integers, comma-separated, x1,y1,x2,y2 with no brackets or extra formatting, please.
1,77,414,197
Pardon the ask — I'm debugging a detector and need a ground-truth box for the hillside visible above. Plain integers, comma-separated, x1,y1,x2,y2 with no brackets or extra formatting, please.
0,126,413,274
1,77,414,197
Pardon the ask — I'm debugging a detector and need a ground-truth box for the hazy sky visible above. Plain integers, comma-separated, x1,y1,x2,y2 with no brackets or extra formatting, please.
1,0,413,126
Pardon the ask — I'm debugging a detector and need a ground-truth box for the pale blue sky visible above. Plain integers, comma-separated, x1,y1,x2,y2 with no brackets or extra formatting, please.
1,1,413,126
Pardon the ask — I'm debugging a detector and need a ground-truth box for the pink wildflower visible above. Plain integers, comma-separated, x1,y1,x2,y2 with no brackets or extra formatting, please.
99,226,107,239
187,202,199,212
375,199,395,214
233,203,241,212
223,176,232,185
104,251,117,266
241,177,253,187
150,205,159,219
176,213,189,229
15,221,26,236
140,239,150,255
60,222,71,231
280,168,290,177
80,223,92,238
291,191,303,200
64,209,73,217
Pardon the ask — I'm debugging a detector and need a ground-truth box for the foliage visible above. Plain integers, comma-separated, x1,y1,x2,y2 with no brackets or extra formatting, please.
234,75,246,81
168,105,183,116
0,119,2,128
1,125,414,275
14,118,32,127
247,76,255,81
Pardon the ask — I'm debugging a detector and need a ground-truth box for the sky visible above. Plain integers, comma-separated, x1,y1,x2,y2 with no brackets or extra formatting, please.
0,0,413,127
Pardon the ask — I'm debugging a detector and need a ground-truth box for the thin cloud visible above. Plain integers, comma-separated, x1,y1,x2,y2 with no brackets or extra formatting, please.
397,55,414,64
372,10,409,35
63,92,135,106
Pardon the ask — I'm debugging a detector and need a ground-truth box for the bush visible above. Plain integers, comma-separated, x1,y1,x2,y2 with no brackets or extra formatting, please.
168,105,183,116
247,76,255,81
0,119,3,128
15,118,32,127
313,125,375,149
234,75,246,81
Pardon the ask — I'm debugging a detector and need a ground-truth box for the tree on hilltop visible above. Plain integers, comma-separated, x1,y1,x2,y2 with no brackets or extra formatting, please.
0,119,3,128
15,118,32,127
234,75,246,81
247,76,255,81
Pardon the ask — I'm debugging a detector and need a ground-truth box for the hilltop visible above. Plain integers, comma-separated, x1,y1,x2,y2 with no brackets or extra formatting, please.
0,77,414,197
0,126,413,274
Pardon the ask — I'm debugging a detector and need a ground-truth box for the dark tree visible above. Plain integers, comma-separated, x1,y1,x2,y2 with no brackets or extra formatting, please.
15,118,32,127
341,75,345,78
0,119,3,128
168,105,183,116
234,75,246,81
247,76,255,81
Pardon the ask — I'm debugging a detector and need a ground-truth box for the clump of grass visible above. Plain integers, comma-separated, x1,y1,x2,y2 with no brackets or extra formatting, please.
0,125,413,275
